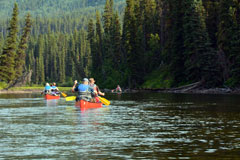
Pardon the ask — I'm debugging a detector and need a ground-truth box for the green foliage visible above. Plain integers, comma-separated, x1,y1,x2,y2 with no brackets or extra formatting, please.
2,0,240,90
15,13,32,79
224,77,239,87
0,3,19,83
0,82,8,90
142,68,174,89
0,0,125,19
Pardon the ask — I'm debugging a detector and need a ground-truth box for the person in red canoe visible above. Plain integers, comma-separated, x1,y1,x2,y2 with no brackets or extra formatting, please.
51,82,60,96
89,78,105,103
72,78,93,102
41,83,51,94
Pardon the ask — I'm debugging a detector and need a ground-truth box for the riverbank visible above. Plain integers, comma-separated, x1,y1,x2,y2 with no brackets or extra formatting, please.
1,87,240,95
136,87,240,95
0,87,72,94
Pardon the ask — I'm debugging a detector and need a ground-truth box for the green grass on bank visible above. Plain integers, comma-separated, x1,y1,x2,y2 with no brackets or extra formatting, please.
0,82,72,92
7,86,72,92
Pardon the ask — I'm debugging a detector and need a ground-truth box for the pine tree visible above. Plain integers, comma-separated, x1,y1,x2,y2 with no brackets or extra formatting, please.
95,10,104,73
58,33,66,83
122,0,138,88
67,34,76,81
217,0,234,81
35,35,45,84
15,13,32,79
203,1,219,48
103,0,113,35
0,3,19,83
183,0,221,86
163,0,185,86
228,1,240,86
0,32,4,54
87,18,95,52
110,12,122,68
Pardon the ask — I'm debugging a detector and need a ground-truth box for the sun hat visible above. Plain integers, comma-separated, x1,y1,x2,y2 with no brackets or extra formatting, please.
83,78,89,82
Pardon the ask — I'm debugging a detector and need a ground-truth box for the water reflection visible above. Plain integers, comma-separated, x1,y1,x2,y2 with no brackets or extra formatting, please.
45,99,58,107
0,93,240,159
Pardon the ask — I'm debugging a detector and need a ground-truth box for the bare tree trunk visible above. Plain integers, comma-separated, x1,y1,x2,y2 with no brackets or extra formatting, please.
5,70,33,90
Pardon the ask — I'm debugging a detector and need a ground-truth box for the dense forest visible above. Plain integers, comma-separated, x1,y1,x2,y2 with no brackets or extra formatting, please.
0,0,240,90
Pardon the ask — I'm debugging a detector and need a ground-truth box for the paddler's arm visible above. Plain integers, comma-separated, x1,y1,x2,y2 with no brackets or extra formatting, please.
72,80,78,92
96,85,105,96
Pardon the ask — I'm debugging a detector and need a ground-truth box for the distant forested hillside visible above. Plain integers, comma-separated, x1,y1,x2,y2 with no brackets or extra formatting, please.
0,0,125,18
0,0,125,37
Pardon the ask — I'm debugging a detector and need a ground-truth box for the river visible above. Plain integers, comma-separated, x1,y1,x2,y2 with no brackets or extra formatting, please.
0,92,240,159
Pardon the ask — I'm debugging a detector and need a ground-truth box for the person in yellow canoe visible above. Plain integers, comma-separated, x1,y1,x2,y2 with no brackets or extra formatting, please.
72,78,93,102
89,78,105,103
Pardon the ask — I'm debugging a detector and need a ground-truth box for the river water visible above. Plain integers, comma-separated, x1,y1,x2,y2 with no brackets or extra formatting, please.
0,92,240,159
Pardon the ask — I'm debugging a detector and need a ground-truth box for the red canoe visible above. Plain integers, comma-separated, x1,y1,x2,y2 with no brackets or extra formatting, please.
75,100,102,112
44,94,60,100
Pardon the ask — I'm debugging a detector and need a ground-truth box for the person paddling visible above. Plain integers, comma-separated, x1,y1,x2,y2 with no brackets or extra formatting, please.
112,85,122,93
51,82,59,92
42,83,51,94
89,78,105,103
51,82,60,96
72,78,93,102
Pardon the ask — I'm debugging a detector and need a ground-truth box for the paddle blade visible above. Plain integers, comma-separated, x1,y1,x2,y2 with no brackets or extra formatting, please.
61,92,67,97
65,96,76,101
99,96,110,106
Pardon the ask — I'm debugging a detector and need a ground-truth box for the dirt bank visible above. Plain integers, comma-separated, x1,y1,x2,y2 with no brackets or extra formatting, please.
0,89,42,94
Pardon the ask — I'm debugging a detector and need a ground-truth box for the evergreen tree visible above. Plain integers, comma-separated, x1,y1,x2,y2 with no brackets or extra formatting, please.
110,12,122,68
217,0,234,81
58,33,66,83
67,34,76,81
87,18,95,52
163,0,185,86
203,1,219,48
35,35,45,84
122,0,138,88
0,3,19,83
103,0,113,35
228,1,240,86
95,10,104,74
0,32,4,54
15,13,32,79
183,0,221,86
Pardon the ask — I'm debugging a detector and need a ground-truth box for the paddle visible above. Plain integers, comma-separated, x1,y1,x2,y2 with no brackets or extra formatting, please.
60,92,67,97
65,95,110,105
98,96,110,105
65,96,76,101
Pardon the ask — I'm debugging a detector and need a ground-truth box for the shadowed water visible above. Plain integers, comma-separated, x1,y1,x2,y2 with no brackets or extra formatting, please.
0,93,240,159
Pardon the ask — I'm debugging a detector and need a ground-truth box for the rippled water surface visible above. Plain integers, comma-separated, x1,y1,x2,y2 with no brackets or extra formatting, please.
0,92,240,159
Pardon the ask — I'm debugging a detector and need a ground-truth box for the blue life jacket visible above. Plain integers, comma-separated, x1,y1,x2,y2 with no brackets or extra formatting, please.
51,86,57,89
45,86,51,90
78,84,89,92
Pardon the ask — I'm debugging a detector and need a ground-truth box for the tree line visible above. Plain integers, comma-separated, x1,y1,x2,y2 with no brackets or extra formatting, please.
0,0,240,89
88,0,240,88
0,0,125,18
